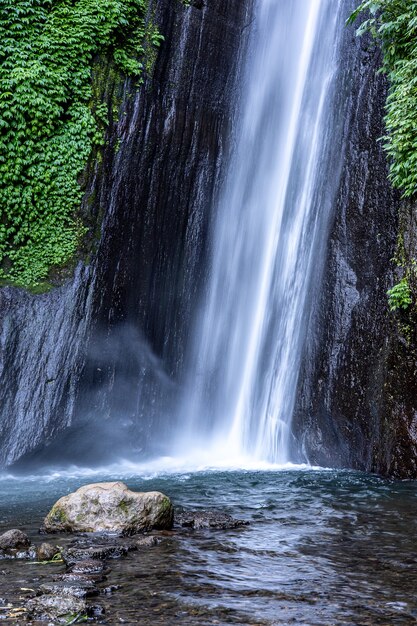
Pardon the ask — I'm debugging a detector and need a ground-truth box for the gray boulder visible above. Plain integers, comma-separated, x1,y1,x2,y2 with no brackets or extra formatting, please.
0,529,30,550
43,482,173,534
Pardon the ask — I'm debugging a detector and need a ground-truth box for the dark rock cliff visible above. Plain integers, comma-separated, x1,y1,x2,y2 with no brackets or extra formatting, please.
291,14,417,478
0,0,253,468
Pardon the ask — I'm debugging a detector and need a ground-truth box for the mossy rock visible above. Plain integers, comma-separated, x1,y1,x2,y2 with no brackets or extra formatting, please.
43,482,173,535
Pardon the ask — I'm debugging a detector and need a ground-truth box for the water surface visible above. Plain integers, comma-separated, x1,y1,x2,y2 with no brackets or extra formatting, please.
0,468,416,625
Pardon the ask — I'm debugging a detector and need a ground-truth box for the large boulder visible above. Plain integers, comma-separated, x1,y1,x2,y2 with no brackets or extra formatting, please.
43,482,173,534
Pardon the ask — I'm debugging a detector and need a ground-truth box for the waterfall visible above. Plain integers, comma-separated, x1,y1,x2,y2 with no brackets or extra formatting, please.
175,0,345,464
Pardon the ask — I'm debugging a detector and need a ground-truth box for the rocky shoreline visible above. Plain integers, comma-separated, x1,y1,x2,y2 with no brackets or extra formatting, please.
0,483,248,624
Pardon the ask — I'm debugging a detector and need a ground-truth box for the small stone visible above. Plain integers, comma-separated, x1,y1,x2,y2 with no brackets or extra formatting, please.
14,546,37,560
87,603,105,617
0,529,30,550
37,543,59,561
69,559,105,575
102,585,121,595
39,581,97,599
135,535,161,547
57,571,106,584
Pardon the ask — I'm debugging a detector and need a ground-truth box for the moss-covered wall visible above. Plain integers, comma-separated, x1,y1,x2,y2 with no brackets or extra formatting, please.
0,0,161,290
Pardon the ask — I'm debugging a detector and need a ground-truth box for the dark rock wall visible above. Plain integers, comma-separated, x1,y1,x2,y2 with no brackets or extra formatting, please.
291,13,417,477
0,0,253,467
377,202,417,478
0,267,94,466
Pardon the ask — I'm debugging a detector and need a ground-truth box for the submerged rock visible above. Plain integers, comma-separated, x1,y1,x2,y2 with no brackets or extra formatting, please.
38,580,97,599
68,559,106,576
135,535,164,547
43,482,174,534
62,543,133,565
175,510,249,530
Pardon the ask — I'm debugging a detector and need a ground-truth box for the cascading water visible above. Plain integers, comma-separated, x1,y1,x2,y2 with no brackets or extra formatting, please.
175,0,345,465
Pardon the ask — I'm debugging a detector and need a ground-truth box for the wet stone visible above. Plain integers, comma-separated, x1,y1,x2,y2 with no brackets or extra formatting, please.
88,603,105,618
102,585,122,595
175,510,249,530
0,530,36,559
0,545,37,560
63,543,133,565
37,542,59,561
39,581,98,599
0,529,30,550
135,535,162,547
57,571,106,584
69,559,106,575
26,594,87,624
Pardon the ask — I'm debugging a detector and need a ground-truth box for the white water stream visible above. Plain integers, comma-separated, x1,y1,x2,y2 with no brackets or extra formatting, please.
176,0,344,464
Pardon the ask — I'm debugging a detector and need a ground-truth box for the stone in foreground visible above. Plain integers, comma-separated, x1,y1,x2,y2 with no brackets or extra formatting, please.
26,594,87,624
43,482,173,534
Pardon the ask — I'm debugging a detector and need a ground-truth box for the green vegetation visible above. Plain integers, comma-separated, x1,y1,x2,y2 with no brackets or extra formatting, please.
387,277,412,311
0,0,162,288
349,2,417,314
32,551,64,565
64,613,88,625
348,1,417,197
49,505,68,524
117,499,130,514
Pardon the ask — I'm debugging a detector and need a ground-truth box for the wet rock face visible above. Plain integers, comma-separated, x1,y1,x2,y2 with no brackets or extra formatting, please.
43,482,174,534
376,201,417,477
0,267,93,468
71,0,255,458
291,15,417,478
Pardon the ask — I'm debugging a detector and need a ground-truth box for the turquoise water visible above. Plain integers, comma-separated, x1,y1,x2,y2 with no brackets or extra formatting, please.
0,468,416,624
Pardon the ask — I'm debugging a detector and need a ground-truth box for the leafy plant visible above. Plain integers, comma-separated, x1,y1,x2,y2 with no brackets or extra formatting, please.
387,277,412,311
31,551,64,565
348,0,417,197
65,613,88,625
0,0,162,288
